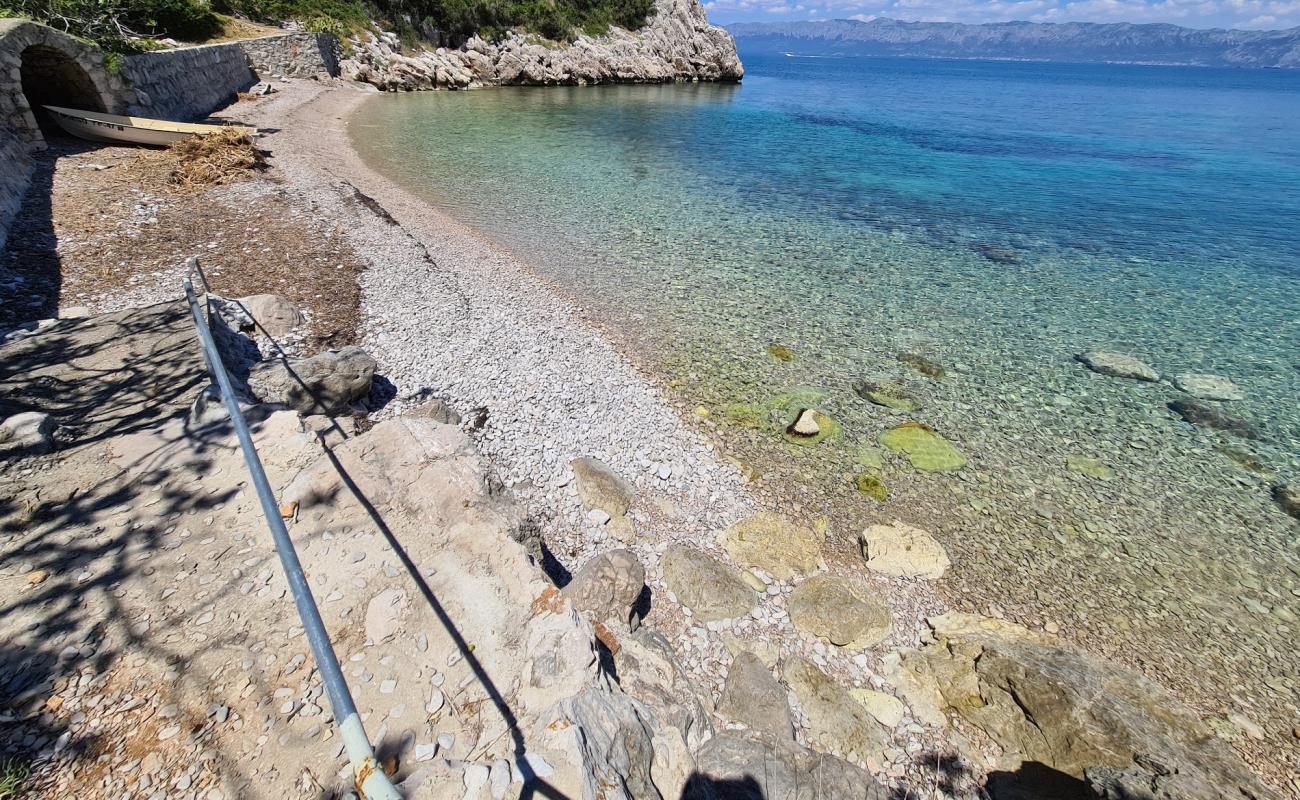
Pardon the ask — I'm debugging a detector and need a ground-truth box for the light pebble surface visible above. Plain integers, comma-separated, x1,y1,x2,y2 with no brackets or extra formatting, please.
205,81,957,780
243,82,758,543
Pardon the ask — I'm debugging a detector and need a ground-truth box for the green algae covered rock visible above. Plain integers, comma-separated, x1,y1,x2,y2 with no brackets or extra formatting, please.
1066,454,1114,480
767,344,795,362
855,473,889,502
853,379,921,413
721,403,766,428
880,422,965,472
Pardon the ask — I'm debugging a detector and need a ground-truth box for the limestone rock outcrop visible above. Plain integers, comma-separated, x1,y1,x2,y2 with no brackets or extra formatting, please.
339,0,743,91
888,613,1276,800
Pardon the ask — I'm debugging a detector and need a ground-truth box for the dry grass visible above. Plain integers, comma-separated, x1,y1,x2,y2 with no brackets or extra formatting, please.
166,129,268,189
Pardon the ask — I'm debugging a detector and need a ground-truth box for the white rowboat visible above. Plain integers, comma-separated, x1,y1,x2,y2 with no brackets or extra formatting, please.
42,105,254,146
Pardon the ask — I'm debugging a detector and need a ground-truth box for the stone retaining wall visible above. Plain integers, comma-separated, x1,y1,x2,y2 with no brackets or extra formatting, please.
122,33,340,120
241,32,340,79
0,128,30,253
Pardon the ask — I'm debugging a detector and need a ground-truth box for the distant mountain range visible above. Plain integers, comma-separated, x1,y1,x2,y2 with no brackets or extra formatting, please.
726,18,1300,68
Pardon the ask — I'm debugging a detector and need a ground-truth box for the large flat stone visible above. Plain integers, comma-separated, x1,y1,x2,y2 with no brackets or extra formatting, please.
660,545,755,622
720,512,822,581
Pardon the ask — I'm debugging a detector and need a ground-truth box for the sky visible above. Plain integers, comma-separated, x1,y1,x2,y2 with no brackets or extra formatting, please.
703,0,1300,30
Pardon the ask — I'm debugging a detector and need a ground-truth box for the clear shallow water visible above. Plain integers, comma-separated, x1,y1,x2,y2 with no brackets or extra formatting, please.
352,54,1300,776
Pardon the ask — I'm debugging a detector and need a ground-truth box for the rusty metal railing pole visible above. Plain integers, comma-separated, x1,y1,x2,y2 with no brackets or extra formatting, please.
183,278,400,800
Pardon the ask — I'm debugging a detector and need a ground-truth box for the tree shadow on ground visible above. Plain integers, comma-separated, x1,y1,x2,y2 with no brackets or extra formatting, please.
0,300,205,447
319,445,573,800
0,137,99,332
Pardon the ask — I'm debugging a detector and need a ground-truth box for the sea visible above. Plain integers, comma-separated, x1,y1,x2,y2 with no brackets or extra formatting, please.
350,51,1300,760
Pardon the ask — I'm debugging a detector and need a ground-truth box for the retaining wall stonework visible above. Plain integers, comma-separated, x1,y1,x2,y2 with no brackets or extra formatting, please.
241,33,340,79
122,33,339,120
0,128,30,253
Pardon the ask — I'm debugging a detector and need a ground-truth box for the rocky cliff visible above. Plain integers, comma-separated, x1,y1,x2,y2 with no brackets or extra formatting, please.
339,0,743,90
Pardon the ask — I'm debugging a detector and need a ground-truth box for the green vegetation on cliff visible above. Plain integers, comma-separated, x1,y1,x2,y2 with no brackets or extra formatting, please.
1,0,655,52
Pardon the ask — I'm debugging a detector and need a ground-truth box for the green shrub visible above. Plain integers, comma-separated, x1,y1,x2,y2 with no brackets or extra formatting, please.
5,0,655,50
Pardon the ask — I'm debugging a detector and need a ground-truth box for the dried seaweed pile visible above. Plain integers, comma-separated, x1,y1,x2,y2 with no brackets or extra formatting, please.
166,129,268,189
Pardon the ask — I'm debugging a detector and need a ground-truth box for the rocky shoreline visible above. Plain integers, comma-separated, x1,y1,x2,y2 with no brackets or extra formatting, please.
0,80,1289,799
338,0,744,91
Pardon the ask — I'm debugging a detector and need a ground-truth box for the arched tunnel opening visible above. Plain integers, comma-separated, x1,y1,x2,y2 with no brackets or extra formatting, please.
19,44,107,138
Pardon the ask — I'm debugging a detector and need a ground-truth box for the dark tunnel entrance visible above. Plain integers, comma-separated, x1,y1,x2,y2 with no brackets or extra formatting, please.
19,44,107,136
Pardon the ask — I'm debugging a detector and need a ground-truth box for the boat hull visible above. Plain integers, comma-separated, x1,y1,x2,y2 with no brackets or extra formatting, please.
42,106,253,147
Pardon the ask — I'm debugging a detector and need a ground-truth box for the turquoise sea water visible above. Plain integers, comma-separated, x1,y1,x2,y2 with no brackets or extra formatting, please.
352,54,1300,769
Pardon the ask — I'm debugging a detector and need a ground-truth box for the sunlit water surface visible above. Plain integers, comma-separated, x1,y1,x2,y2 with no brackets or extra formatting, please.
351,53,1300,768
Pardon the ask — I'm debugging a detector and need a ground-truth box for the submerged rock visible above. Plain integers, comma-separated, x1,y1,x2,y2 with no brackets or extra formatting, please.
897,352,946,380
787,574,891,647
1273,484,1300,520
1076,351,1160,382
854,473,889,502
853,378,922,413
767,344,795,362
1066,454,1115,480
1167,399,1259,440
720,512,823,580
1174,372,1246,401
879,422,966,472
858,521,949,579
661,545,756,621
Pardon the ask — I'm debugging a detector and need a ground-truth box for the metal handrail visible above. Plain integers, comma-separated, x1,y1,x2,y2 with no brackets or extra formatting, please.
182,277,401,800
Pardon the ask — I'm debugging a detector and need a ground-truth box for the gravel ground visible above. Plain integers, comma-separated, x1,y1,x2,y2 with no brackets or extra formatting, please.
214,81,968,786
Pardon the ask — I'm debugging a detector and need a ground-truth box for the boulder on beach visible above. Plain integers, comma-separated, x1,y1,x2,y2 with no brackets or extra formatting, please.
1076,351,1160,382
720,512,823,581
562,549,647,631
781,657,893,766
660,545,755,622
787,574,891,648
717,651,793,738
571,457,636,517
0,411,55,457
237,294,304,338
858,521,949,579
879,422,966,472
887,613,1273,799
248,346,377,415
690,729,890,800
1174,372,1246,401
